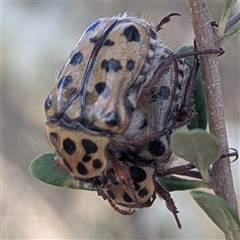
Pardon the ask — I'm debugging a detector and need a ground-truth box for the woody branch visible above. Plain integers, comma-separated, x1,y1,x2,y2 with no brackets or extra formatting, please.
186,0,238,214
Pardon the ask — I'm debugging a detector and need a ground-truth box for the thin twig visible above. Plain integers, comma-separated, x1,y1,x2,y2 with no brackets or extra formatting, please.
186,0,238,218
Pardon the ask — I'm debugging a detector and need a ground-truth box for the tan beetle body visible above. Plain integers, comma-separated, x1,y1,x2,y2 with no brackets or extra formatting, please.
44,13,192,228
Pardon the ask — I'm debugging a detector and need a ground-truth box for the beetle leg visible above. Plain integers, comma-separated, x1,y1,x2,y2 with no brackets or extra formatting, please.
158,163,202,179
155,13,181,32
220,148,238,162
154,181,182,229
157,148,238,179
138,52,175,104
108,152,140,206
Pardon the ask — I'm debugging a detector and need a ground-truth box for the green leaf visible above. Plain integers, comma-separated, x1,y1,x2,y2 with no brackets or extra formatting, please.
176,45,207,130
159,175,210,192
223,20,240,42
191,191,240,239
219,0,237,37
29,152,93,190
170,129,221,182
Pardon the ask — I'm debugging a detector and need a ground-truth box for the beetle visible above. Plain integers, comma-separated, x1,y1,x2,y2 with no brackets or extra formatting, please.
44,12,223,228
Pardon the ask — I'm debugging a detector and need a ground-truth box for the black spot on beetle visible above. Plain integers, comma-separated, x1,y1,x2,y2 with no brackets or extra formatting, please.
84,19,101,33
63,158,72,172
101,59,122,72
82,139,98,154
158,86,170,100
134,183,140,191
126,59,135,71
95,82,111,98
89,36,98,43
69,51,83,66
92,159,102,169
44,94,52,111
124,25,140,42
95,82,106,94
82,154,91,162
123,192,133,203
49,132,58,148
178,69,184,77
63,138,76,155
148,140,165,156
138,188,148,198
77,162,88,175
107,190,115,200
129,166,147,182
58,75,73,89
103,39,115,46
105,111,121,126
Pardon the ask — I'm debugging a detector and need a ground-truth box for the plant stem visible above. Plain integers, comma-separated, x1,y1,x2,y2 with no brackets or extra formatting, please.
186,0,238,215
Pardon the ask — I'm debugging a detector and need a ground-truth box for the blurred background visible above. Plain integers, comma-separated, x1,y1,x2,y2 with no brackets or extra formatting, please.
2,1,239,239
